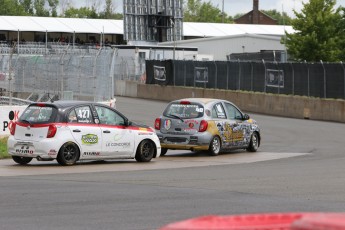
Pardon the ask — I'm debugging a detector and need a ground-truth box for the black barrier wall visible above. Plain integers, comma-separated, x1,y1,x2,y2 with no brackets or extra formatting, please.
146,60,345,100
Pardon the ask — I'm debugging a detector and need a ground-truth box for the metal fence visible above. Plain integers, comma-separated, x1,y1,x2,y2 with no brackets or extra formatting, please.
0,46,145,105
146,60,345,100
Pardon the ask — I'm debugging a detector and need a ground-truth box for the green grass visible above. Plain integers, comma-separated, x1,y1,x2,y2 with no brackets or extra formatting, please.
0,136,10,159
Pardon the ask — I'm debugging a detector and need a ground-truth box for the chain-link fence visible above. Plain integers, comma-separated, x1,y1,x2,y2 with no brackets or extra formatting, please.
0,46,144,105
146,60,345,100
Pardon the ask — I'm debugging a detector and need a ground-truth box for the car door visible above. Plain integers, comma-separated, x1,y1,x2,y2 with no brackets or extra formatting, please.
211,102,234,149
94,105,135,157
67,105,103,158
223,102,249,148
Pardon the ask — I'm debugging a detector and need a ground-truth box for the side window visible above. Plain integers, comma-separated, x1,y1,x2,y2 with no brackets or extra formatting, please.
224,103,242,120
69,106,93,124
211,103,226,119
68,109,78,123
95,106,125,126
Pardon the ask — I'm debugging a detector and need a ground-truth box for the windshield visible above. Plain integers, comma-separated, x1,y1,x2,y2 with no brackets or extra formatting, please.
19,105,57,124
163,103,204,119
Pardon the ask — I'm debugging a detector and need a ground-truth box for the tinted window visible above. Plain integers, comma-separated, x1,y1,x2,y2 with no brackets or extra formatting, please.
163,103,204,119
95,106,125,125
20,105,56,124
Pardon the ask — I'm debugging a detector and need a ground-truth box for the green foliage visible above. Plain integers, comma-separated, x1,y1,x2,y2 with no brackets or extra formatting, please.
184,0,234,23
64,6,98,18
19,0,34,15
0,137,10,159
0,0,28,16
262,10,292,25
34,0,49,16
284,0,345,62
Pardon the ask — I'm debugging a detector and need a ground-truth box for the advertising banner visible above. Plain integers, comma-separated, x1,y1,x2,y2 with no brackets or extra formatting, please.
0,106,26,136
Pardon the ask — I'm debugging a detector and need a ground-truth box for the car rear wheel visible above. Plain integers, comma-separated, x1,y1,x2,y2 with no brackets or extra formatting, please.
208,136,221,156
57,142,80,166
135,140,155,162
12,156,33,165
247,132,259,152
160,148,168,156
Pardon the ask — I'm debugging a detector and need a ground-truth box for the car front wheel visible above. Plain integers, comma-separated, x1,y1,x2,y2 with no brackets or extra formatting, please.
247,132,259,152
208,136,221,156
135,140,155,162
12,156,33,165
57,142,80,166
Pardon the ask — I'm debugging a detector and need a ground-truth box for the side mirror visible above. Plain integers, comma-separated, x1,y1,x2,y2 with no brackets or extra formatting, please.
243,114,250,120
125,119,132,126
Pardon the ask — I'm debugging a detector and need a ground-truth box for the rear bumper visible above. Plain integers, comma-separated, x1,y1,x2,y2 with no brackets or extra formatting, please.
7,136,61,160
157,132,212,151
160,143,209,151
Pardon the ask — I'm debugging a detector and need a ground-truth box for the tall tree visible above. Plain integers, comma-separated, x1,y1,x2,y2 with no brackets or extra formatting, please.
284,0,344,62
0,0,27,15
34,0,49,16
64,6,98,18
262,10,292,25
47,0,59,17
184,0,233,23
19,0,34,15
103,0,113,18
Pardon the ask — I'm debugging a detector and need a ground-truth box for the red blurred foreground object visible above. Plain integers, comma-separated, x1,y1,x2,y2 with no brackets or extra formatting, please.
292,213,345,230
159,213,345,230
159,213,310,230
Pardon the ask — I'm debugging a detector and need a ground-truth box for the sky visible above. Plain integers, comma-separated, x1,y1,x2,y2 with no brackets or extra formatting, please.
70,0,345,18
210,0,345,17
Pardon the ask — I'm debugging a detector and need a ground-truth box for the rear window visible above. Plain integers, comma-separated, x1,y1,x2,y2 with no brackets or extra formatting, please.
163,103,204,119
19,105,57,124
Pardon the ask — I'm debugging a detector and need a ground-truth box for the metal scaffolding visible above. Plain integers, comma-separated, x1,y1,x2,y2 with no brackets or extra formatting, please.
123,0,183,43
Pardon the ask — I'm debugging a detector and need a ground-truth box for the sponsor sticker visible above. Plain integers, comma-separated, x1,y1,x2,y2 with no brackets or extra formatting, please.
81,134,98,145
106,142,130,148
164,119,171,130
15,145,34,155
48,149,57,156
83,152,100,156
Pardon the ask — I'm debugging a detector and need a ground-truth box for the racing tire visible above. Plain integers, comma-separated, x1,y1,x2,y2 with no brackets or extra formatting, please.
208,136,221,156
160,148,168,156
247,132,259,152
135,140,155,162
12,156,33,165
57,142,80,166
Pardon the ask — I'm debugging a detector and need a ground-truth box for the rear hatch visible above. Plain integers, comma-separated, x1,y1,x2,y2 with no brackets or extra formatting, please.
160,101,204,136
14,104,58,142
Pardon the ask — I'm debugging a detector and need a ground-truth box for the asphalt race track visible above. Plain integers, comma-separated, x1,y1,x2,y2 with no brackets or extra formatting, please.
0,96,345,230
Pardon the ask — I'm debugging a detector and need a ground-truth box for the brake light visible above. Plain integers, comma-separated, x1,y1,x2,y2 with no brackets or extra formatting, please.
199,120,208,132
154,118,161,130
36,103,45,107
180,101,191,105
9,121,16,135
47,124,57,138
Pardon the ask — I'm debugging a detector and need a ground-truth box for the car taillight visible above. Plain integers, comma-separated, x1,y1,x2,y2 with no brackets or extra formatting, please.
154,118,161,130
180,100,191,105
47,124,57,138
199,120,208,132
9,122,16,135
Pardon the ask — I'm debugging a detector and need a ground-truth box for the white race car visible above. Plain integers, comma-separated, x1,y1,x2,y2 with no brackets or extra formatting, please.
7,100,161,166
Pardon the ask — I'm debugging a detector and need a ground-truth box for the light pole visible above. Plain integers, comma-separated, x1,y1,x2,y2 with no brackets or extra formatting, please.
222,0,225,23
170,18,176,60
